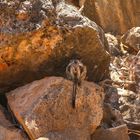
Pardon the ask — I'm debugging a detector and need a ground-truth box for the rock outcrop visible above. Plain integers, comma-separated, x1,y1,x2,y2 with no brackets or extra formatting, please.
0,105,28,140
6,76,104,140
0,0,110,93
83,0,140,34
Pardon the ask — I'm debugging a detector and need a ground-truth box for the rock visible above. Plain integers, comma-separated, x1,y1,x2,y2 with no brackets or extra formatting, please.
105,33,121,56
65,0,85,7
99,81,119,108
109,55,137,89
117,88,140,124
6,76,104,140
125,107,140,137
83,0,140,34
99,80,120,110
0,0,110,93
79,0,86,7
0,105,28,140
102,103,124,128
36,138,49,140
127,51,140,94
125,120,140,132
104,87,119,108
129,51,140,93
91,124,130,140
65,0,79,7
121,27,140,54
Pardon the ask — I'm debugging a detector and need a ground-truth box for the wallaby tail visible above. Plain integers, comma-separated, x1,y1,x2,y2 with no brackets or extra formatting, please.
72,82,77,108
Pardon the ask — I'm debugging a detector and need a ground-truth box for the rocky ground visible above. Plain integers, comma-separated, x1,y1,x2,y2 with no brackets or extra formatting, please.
0,0,140,140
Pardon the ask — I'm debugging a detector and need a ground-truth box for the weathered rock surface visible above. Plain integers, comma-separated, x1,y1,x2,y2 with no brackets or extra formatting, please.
102,103,124,128
0,0,110,93
118,88,140,124
65,0,80,7
66,0,85,7
129,51,140,93
102,84,119,109
105,33,121,56
83,0,140,34
0,105,28,140
91,124,130,140
121,27,140,54
6,76,104,140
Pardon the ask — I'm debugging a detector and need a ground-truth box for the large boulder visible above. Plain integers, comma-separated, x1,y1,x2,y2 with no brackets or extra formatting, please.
6,76,104,140
0,0,110,93
0,105,28,140
83,0,140,34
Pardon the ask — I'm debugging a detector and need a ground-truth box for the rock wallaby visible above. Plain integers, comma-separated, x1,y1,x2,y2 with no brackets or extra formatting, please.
66,59,87,108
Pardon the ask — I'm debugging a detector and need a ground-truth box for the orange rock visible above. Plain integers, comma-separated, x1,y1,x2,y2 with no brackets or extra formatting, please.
7,76,104,140
0,63,8,71
0,0,110,94
16,12,29,21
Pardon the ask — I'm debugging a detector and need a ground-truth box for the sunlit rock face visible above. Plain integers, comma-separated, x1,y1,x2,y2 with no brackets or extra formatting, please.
0,0,110,93
118,88,140,125
105,33,121,56
0,105,28,140
7,76,104,140
128,49,140,94
121,27,140,54
83,0,140,34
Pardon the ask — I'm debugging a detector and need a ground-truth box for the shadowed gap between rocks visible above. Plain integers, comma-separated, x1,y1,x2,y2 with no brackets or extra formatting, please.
0,94,28,132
